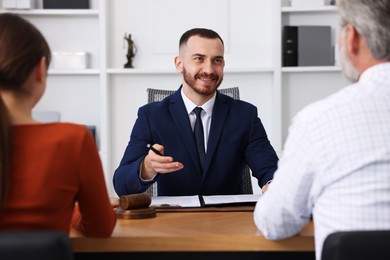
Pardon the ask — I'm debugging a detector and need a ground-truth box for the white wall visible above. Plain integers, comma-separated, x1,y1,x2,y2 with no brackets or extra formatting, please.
107,0,274,69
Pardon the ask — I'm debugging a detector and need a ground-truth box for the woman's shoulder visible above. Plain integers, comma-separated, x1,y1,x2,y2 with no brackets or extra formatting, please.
27,123,92,142
26,122,83,134
41,122,89,131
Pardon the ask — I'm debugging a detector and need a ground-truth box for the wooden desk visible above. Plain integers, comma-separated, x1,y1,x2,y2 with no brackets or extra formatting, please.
70,210,314,253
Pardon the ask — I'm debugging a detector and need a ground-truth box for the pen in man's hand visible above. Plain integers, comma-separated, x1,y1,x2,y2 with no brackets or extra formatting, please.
147,144,163,156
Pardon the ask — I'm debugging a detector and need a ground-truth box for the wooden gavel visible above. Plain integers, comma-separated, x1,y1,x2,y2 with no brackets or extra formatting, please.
119,193,152,210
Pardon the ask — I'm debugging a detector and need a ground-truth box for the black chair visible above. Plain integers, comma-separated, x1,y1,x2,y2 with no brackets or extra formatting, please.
146,87,253,196
321,230,390,260
0,230,74,260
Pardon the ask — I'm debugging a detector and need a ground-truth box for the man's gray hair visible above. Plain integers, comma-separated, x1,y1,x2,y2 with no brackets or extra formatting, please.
337,0,390,60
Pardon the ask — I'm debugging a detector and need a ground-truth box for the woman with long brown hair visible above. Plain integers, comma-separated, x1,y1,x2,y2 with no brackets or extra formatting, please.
0,13,116,237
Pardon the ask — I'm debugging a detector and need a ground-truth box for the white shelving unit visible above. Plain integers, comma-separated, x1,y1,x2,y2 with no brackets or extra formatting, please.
0,0,113,193
1,0,350,196
282,5,337,12
279,1,348,143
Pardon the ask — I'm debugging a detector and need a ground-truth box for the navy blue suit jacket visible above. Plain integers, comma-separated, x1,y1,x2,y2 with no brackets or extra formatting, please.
113,87,278,196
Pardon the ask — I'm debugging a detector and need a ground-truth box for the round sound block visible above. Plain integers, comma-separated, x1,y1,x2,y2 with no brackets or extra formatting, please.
116,207,156,219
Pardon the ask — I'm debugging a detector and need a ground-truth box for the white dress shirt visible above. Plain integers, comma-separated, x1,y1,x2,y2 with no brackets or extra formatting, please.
181,88,216,152
253,62,390,260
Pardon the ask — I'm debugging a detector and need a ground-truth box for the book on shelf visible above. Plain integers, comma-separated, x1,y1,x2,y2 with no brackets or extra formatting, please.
151,194,261,208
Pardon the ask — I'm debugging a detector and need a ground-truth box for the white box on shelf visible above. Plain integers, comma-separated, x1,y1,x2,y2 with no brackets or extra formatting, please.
16,0,33,9
281,0,291,7
291,0,328,7
52,52,89,70
2,0,17,9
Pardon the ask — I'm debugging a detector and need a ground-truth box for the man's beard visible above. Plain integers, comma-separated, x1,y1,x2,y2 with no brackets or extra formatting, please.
339,32,360,83
182,67,223,96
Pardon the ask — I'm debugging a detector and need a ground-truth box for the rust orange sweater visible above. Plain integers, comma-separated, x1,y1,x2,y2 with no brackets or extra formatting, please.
0,123,116,237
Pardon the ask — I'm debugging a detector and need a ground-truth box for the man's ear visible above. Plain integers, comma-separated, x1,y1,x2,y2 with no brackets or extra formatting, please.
35,57,47,84
174,56,183,73
345,24,360,58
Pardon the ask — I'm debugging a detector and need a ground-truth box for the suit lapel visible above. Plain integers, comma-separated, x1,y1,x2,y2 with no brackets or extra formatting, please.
203,93,230,177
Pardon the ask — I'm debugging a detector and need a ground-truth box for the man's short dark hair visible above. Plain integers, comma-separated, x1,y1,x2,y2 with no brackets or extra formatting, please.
179,28,224,48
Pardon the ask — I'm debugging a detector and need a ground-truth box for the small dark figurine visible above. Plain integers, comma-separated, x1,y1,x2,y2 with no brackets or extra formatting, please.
124,33,136,68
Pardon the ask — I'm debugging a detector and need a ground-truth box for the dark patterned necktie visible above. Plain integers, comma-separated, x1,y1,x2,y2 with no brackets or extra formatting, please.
193,107,205,170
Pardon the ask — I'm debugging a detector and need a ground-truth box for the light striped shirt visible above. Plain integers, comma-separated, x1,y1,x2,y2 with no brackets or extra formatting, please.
253,62,390,260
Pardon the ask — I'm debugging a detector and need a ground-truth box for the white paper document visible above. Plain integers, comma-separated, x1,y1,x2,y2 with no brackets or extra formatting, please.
151,194,261,208
202,194,261,206
151,195,202,207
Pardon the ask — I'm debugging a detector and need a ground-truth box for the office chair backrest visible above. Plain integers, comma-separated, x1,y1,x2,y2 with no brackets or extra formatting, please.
0,231,74,260
321,230,390,260
146,87,253,196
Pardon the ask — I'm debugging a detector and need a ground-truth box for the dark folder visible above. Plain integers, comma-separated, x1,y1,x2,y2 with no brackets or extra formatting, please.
283,26,298,66
43,0,90,9
283,25,334,67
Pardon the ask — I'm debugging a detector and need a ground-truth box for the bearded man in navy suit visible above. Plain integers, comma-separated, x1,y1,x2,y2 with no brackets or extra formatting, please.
113,28,278,196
